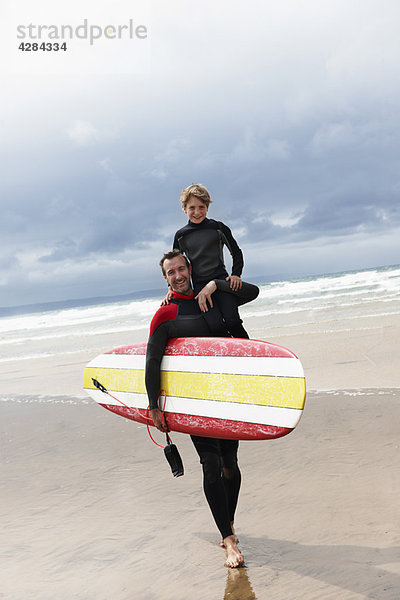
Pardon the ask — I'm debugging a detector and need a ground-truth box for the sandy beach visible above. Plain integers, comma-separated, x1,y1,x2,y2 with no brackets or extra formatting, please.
1,310,400,599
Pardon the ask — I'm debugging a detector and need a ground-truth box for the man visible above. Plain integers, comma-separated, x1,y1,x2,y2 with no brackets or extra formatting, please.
145,250,244,568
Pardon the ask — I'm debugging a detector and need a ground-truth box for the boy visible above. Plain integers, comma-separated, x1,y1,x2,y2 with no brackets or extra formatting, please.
171,184,258,338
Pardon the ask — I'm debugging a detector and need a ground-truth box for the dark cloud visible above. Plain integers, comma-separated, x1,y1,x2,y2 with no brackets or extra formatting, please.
2,0,400,306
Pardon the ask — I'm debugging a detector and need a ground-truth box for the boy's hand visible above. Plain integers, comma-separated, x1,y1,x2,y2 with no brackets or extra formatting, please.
161,289,173,306
226,275,242,292
195,280,217,312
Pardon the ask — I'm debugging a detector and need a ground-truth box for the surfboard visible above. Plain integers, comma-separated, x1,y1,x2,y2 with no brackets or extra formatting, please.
83,337,306,440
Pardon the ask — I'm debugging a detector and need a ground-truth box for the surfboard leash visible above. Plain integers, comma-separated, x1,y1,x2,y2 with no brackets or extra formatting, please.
91,377,152,422
145,390,169,448
91,378,184,477
145,397,184,477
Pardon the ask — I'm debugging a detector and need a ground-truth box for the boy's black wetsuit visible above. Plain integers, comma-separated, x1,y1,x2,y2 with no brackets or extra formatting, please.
173,218,243,284
145,290,241,540
173,218,257,338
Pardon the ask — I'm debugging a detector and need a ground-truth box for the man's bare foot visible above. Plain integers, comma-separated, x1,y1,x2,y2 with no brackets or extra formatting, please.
223,535,244,568
220,522,239,548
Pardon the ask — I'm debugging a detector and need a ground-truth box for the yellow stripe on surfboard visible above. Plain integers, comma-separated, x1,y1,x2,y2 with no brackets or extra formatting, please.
83,367,306,409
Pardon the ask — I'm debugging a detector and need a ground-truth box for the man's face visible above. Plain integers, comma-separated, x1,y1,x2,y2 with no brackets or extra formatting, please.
163,256,192,295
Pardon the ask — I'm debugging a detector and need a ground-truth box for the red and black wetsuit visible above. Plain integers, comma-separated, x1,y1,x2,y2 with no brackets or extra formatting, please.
145,280,259,409
145,290,241,540
145,290,220,410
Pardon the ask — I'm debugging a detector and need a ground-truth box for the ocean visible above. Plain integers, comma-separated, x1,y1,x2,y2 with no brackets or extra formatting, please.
1,264,399,367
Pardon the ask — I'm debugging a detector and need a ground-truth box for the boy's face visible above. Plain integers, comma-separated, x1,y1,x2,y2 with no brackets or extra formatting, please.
185,195,208,224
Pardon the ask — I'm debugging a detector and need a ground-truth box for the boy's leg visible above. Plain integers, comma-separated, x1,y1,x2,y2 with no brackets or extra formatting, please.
213,291,249,339
213,279,259,307
193,283,230,336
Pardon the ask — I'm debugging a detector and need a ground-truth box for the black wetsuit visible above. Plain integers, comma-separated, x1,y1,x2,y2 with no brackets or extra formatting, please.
173,218,257,338
173,218,244,284
145,290,241,539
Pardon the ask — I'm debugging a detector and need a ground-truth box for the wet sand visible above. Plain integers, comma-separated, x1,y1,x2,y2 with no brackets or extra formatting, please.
1,313,400,599
1,389,399,599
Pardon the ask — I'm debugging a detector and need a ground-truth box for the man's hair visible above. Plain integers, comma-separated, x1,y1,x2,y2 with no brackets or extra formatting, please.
159,250,190,276
180,183,212,210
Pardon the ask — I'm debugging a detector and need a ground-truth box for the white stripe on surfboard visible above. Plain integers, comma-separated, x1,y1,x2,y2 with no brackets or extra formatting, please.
86,389,302,429
88,353,304,378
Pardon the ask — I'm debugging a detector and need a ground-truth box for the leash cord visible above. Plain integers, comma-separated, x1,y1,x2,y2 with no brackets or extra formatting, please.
91,378,170,448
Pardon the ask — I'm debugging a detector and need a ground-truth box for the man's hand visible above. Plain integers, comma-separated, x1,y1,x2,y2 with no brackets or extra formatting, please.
195,280,217,312
226,275,242,292
150,408,169,432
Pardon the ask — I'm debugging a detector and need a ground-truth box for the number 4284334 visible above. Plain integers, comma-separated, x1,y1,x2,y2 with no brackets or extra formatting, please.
19,42,67,51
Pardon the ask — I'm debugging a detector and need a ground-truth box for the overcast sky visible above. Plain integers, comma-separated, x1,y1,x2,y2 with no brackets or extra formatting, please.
2,0,400,307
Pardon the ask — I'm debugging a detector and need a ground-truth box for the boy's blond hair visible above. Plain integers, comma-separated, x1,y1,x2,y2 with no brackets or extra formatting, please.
180,184,213,210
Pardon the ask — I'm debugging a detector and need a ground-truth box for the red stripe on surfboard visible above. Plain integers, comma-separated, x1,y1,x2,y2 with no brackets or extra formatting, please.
106,341,147,356
100,403,293,441
106,337,297,359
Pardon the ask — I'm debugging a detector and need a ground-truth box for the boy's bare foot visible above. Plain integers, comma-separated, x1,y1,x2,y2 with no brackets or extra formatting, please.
223,535,244,568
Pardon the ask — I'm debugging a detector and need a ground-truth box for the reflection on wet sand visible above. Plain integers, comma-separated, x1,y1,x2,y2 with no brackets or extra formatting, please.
224,567,257,600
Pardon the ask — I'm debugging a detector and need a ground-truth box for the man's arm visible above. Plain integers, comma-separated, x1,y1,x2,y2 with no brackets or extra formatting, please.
145,320,171,432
